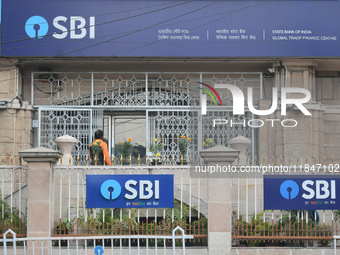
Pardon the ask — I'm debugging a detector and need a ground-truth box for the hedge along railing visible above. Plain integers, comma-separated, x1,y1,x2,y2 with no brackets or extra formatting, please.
53,208,207,247
0,156,28,237
51,164,208,246
232,210,337,247
231,154,340,247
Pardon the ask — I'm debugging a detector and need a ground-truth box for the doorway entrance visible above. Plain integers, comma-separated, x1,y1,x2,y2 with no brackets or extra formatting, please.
103,113,146,164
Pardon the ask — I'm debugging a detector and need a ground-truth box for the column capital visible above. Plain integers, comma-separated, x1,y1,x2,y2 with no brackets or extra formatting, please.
200,145,239,165
19,147,61,163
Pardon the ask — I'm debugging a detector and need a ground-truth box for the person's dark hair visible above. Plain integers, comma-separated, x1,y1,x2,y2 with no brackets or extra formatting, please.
94,130,104,139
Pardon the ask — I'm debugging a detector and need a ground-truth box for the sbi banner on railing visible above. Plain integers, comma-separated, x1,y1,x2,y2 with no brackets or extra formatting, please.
264,175,340,210
86,175,174,208
2,0,340,57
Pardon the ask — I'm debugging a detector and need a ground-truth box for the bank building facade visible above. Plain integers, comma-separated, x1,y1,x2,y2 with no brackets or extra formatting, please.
0,0,340,254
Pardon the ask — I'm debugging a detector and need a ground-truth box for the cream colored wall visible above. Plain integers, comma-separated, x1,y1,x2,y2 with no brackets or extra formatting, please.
323,109,340,164
0,59,19,100
258,60,340,166
0,59,33,164
0,105,33,164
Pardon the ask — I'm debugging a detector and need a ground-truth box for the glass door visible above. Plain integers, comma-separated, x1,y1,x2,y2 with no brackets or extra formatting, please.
104,114,146,164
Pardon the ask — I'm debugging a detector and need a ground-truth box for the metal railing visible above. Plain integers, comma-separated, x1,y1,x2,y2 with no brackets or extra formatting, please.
52,164,208,246
232,212,335,247
0,161,28,238
1,227,194,255
333,235,340,255
231,156,340,247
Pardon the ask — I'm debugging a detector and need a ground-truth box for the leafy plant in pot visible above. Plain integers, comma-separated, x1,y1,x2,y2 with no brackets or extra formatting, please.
148,138,165,165
178,136,190,164
90,139,105,165
117,138,133,164
202,138,215,149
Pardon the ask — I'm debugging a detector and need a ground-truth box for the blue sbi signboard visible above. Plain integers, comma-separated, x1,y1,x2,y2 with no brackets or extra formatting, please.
86,175,174,208
264,175,340,210
2,0,340,57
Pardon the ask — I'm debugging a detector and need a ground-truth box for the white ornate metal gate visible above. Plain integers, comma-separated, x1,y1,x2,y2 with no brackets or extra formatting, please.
37,107,103,165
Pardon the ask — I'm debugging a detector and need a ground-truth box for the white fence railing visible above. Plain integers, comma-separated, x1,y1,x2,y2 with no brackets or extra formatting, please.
0,165,28,237
1,227,194,255
333,235,340,255
51,165,208,242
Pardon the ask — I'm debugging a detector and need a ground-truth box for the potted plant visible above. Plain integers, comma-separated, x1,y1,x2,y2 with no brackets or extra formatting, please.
178,136,190,164
148,138,164,165
119,138,133,164
90,140,103,164
203,138,214,149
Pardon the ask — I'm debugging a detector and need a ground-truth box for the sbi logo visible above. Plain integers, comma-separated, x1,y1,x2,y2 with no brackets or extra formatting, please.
25,15,95,39
280,179,336,200
100,179,160,200
25,16,49,39
280,180,299,199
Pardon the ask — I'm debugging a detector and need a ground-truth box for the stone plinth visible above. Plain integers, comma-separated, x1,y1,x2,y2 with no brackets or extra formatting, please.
200,145,239,255
19,147,61,255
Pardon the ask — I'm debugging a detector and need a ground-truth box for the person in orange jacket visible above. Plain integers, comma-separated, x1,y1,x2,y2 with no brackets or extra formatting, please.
89,130,112,165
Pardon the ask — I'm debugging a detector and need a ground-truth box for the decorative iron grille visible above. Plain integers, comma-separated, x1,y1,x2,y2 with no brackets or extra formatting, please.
33,72,261,165
39,108,103,165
